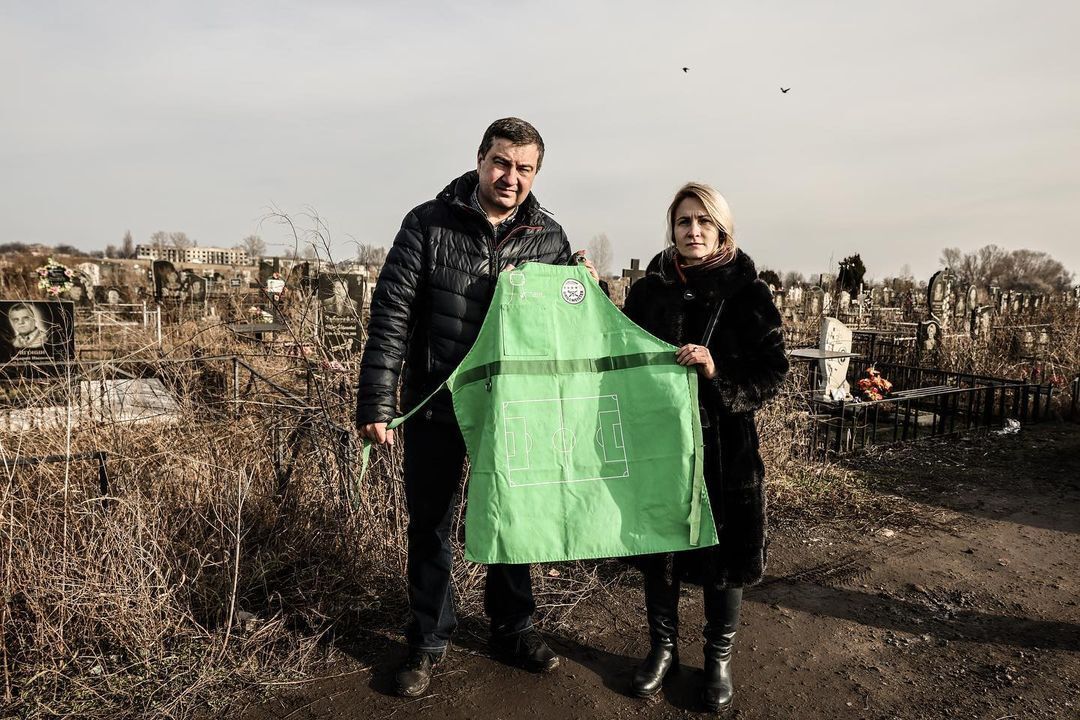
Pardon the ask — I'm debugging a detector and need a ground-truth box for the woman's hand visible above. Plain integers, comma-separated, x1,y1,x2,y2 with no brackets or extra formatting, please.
676,343,717,379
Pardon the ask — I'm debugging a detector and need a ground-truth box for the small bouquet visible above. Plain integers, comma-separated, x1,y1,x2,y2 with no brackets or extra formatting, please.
856,365,893,402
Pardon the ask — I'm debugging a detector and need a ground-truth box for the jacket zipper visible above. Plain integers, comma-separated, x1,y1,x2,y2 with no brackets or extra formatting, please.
453,197,542,278
490,223,543,279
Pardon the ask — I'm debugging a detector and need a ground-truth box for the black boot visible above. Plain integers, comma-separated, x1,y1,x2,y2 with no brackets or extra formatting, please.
395,649,442,697
702,586,742,712
632,561,680,697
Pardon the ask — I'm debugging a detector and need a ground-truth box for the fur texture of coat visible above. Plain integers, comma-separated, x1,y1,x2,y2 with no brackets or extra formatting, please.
622,247,788,588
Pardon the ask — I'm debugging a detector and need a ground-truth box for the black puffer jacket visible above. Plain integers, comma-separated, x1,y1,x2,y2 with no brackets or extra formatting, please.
356,171,571,426
623,247,788,588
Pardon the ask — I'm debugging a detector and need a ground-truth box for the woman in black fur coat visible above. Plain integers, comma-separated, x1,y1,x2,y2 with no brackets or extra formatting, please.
621,182,788,713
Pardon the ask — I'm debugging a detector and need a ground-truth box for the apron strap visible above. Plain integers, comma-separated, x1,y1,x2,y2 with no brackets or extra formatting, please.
687,370,707,546
355,381,447,506
689,298,724,545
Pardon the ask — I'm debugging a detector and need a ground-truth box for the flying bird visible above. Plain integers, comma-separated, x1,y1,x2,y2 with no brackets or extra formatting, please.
780,87,790,93
682,67,689,73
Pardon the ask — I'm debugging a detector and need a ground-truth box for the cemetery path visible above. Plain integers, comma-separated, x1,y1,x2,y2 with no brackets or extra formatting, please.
234,422,1080,720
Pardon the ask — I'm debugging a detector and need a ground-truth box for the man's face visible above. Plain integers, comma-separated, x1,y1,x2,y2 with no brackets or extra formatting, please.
476,138,540,214
9,308,36,336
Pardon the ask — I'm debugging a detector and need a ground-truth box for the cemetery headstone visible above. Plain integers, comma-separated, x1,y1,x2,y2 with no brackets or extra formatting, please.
153,260,184,302
621,259,646,286
0,300,75,369
805,287,823,317
927,269,954,327
787,285,803,308
971,305,993,340
954,285,968,319
76,262,102,288
917,319,940,354
317,273,366,358
818,316,853,401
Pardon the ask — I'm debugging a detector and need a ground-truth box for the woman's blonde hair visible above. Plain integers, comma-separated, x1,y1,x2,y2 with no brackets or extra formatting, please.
665,182,737,260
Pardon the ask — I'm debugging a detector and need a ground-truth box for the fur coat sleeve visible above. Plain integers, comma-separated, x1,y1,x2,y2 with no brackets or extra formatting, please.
703,280,789,415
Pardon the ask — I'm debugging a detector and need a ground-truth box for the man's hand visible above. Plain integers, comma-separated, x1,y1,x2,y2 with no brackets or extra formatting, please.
573,250,601,283
675,343,717,379
359,422,395,445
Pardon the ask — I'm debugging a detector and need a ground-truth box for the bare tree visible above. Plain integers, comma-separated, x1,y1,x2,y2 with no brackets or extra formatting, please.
104,244,118,258
240,234,267,258
150,231,169,252
356,243,387,267
121,230,134,258
941,244,1070,291
940,247,963,272
169,232,193,250
782,270,806,287
587,233,614,277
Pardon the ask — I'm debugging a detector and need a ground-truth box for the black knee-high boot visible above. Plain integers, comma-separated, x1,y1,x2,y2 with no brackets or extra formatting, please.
702,586,742,712
631,561,680,697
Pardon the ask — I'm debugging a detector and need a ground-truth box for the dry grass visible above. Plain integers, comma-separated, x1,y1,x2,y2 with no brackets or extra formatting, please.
0,313,624,718
2,282,1075,718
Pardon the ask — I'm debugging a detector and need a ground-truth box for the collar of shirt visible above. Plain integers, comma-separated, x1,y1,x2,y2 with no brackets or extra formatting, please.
471,186,520,240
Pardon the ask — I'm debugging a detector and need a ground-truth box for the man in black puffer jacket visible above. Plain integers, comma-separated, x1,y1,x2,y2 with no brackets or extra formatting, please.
357,118,598,698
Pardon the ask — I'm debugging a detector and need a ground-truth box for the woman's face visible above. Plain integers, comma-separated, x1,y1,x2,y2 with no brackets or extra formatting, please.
672,196,722,265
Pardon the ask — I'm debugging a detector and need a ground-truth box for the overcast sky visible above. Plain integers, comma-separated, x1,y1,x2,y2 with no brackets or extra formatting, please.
2,1,1078,282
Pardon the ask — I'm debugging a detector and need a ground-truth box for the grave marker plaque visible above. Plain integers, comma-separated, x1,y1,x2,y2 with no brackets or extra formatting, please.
0,300,75,369
318,273,366,358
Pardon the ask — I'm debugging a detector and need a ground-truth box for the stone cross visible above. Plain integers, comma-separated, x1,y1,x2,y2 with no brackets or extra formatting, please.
621,258,646,286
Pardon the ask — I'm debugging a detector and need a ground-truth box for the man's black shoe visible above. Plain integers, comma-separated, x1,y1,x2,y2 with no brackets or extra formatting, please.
491,627,560,672
395,650,440,697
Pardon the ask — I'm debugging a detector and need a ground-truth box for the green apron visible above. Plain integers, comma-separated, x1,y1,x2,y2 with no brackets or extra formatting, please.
361,262,718,564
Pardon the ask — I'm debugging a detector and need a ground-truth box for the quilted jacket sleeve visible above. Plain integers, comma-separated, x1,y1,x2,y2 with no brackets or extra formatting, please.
356,211,425,426
705,280,789,414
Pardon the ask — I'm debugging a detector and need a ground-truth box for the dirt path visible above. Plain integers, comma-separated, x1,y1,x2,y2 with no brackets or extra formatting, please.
237,423,1080,719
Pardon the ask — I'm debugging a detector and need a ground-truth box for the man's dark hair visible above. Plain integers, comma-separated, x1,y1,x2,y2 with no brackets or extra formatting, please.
477,117,545,170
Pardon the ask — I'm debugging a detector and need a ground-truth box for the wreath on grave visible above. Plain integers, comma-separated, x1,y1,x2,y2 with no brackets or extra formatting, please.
36,257,74,297
856,365,893,402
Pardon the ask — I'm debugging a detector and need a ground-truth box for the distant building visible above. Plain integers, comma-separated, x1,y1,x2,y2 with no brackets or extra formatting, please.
135,245,249,265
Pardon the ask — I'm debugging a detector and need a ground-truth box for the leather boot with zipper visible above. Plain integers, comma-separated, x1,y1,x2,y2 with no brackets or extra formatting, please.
702,586,742,712
632,561,681,697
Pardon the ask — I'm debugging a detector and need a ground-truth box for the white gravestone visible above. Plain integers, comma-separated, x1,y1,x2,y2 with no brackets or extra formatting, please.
77,262,102,287
818,316,853,401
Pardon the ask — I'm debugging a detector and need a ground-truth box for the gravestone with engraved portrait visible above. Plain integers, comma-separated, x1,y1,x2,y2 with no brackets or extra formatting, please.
927,270,954,329
954,284,968,320
0,300,75,369
971,305,993,340
918,319,940,354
